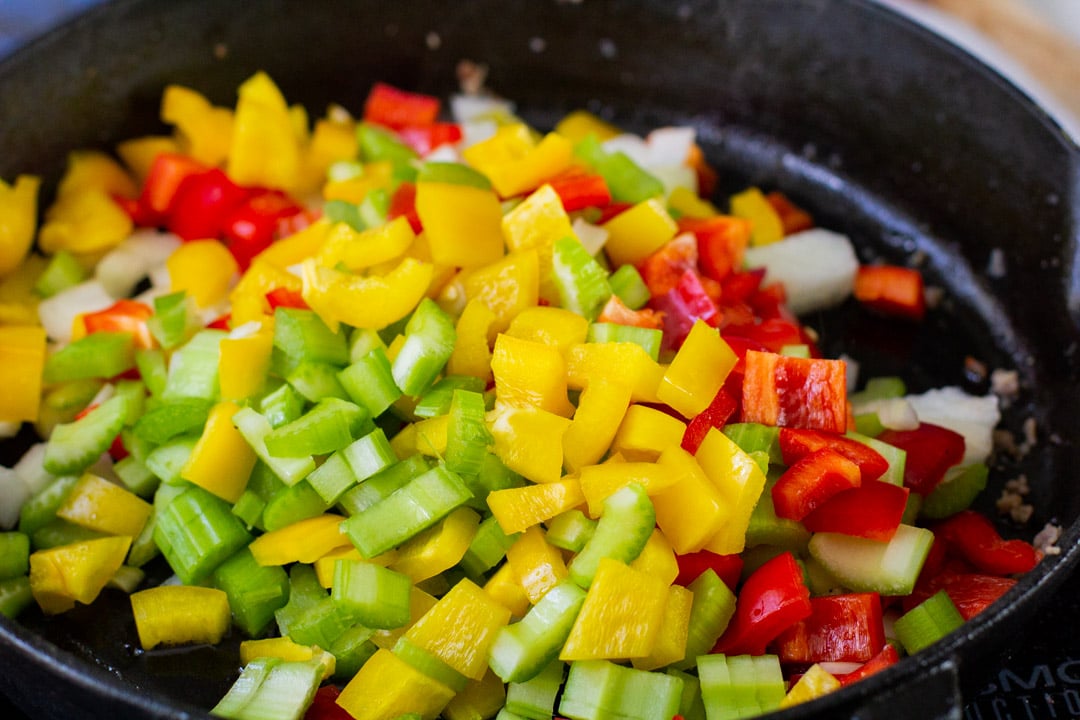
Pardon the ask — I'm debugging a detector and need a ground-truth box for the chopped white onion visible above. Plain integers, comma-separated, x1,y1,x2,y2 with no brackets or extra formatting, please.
863,397,921,431
37,279,115,342
14,443,54,496
646,126,696,167
460,119,499,149
95,229,181,298
0,467,30,530
572,218,609,257
649,164,698,198
449,94,516,124
743,228,859,316
602,134,652,167
424,144,461,163
906,386,1000,465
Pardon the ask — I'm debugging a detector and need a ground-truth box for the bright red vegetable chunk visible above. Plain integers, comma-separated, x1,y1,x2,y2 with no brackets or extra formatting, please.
81,299,155,350
933,510,1040,576
135,152,210,225
674,549,744,591
712,551,811,657
779,428,889,482
397,122,463,155
801,481,909,541
771,447,862,521
638,233,698,297
681,386,739,455
853,264,926,321
677,215,750,283
547,169,612,212
388,181,422,233
651,268,721,350
765,191,814,236
168,168,251,241
741,350,848,433
772,593,886,664
876,423,965,496
362,82,440,130
304,685,352,720
836,644,900,687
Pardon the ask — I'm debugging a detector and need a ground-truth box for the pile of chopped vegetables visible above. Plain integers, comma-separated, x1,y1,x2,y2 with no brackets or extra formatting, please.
0,74,1043,720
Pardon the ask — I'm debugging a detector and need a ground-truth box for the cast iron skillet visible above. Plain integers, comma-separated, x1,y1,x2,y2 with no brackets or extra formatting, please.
1,0,1079,718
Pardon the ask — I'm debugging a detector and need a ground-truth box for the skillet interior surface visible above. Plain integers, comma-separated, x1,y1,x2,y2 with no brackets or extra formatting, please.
1,0,1079,718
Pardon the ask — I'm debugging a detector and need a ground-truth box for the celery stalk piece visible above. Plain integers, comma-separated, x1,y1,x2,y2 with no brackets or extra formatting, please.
148,291,197,349
0,577,33,619
260,382,305,429
445,389,494,477
342,428,397,482
212,547,290,638
551,235,612,322
460,515,519,580
264,398,369,458
286,360,351,402
131,399,212,445
161,329,227,402
0,532,30,581
34,249,86,298
672,569,737,671
506,660,566,720
558,659,683,720
894,590,965,655
273,307,349,366
544,510,597,554
568,482,655,589
392,636,470,692
489,581,587,684
920,462,989,520
607,264,651,310
144,436,198,485
336,455,433,516
42,394,128,476
574,134,665,204
212,656,324,720
261,481,331,532
43,332,136,384
18,475,80,536
275,564,358,649
333,560,412,630
233,407,317,486
329,625,378,680
339,347,403,417
808,523,934,596
153,485,253,584
587,322,662,361
392,298,457,397
413,375,486,419
31,518,104,550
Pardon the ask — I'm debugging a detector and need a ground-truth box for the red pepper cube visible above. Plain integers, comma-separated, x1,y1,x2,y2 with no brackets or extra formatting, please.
836,644,900,687
712,550,811,657
922,572,1018,621
876,423,965,496
651,269,721,350
673,549,743,590
771,447,861,521
363,82,440,130
773,592,886,664
547,168,612,213
136,152,211,226
779,428,889,482
681,386,739,455
801,481,909,541
853,264,926,321
933,510,1040,576
678,215,750,283
637,234,699,297
168,168,252,241
741,350,848,432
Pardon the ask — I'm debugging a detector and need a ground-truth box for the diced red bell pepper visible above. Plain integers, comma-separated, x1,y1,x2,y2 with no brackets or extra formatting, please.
801,481,910,541
922,572,1018,621
362,82,440,130
875,423,965,496
265,287,310,310
933,510,1040,576
650,269,720,350
719,268,766,306
547,169,612,213
388,181,422,233
596,295,664,330
765,191,814,236
740,350,848,432
773,593,886,664
397,122,463,155
724,317,807,355
677,215,750,283
637,234,698,297
712,551,812,656
674,549,744,591
167,168,252,241
222,190,306,270
206,313,232,330
681,386,738,455
686,144,718,199
748,282,796,324
594,201,633,225
771,447,862,521
135,152,211,226
853,264,926,321
779,428,889,482
836,644,900,687
81,299,156,350
304,685,352,720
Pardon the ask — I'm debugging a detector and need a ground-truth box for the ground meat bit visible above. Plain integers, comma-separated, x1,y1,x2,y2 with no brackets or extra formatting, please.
1019,416,1038,455
997,473,1034,524
990,368,1020,400
1033,523,1062,556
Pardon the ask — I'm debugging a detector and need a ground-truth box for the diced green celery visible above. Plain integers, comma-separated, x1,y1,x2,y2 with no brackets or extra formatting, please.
358,121,419,165
920,463,989,520
148,291,197,349
131,398,212,445
392,636,470,692
18,475,79,535
324,199,365,231
461,515,519,580
544,509,597,554
0,532,30,580
342,428,397,481
161,329,226,402
849,376,907,408
306,453,359,506
418,161,493,190
260,382,305,429
745,472,812,551
667,668,706,720
135,348,168,397
413,375,486,419
264,398,369,457
33,250,86,298
153,484,253,584
723,423,782,465
391,298,457,397
559,659,683,720
36,378,105,434
333,560,412,629
275,564,357,649
339,346,403,417
113,455,159,498
212,547,290,637
894,590,965,655
42,394,128,476
587,323,662,361
43,332,136,384
348,328,386,363
779,344,810,358
231,489,266,530
144,435,198,484
607,264,651,310
127,506,162,568
460,452,526,511
568,483,655,588
574,135,665,203
490,581,587,683
445,390,493,477
847,431,907,486
273,307,349,366
329,625,378,680
211,656,323,720
233,407,317,486
551,235,612,322
808,524,934,596
31,518,104,549
262,480,331,532
336,455,433,516
106,564,144,593
287,360,350,402
673,569,738,671
506,660,565,720
359,188,390,228
0,577,33,619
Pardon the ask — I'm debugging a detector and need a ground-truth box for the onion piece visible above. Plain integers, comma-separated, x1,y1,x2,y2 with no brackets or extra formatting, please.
14,443,54,496
95,229,181,298
0,467,30,530
572,218,608,257
743,228,859,316
37,279,115,343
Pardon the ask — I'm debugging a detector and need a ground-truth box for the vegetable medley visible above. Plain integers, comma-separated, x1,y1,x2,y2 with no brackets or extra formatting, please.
0,73,1043,720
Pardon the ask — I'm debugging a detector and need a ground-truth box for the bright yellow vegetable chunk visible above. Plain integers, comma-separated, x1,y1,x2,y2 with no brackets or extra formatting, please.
390,414,448,459
117,136,181,182
56,473,152,538
447,298,496,383
610,404,687,462
38,189,133,256
300,257,434,332
652,445,730,554
565,342,664,404
181,401,258,502
337,648,457,720
238,637,336,680
248,514,349,566
696,428,768,556
417,181,505,268
505,525,569,605
161,84,234,167
0,325,46,423
631,583,693,671
462,249,540,335
463,124,573,198
316,216,415,271
0,174,40,278
491,333,573,417
371,587,439,651
130,585,231,651
228,72,303,192
487,478,585,534
601,198,678,268
505,306,589,356
731,186,785,246
444,668,507,720
404,578,511,680
56,150,138,199
29,535,132,614
562,379,633,473
554,110,621,143
502,184,574,254
253,218,331,271
391,507,481,583
560,558,669,661
779,663,841,708
629,529,680,586
668,185,720,219
488,402,571,485
656,319,737,419
229,256,304,325
167,240,239,308
218,322,274,400
299,116,359,194
483,563,531,619
578,461,679,518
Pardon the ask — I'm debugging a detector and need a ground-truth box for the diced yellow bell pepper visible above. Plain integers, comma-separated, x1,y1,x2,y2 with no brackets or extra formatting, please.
554,110,621,143
167,239,239,308
181,401,258,502
462,249,540,335
391,507,481,583
38,189,133,256
487,478,585,535
0,174,40,278
229,257,303,325
652,445,730,554
248,514,349,566
463,124,574,198
560,558,668,661
371,587,439,651
298,115,358,195
779,663,841,708
0,325,46,422
656,319,737,419
337,648,457,720
239,637,336,680
505,306,589,356
116,136,182,182
565,342,664,404
491,333,573,417
630,583,693,671
161,84,235,167
322,160,395,203
316,216,415,271
253,218,331,270
390,414,449,459
405,578,511,680
578,462,678,518
300,257,434,332
416,181,506,268
505,525,569,605
447,298,496,383
313,545,398,588
488,402,572,484
29,535,132,614
55,473,152,538
562,378,633,473
483,563,531,619
610,405,687,462
730,186,785,246
0,253,46,326
629,528,680,587
601,198,678,268
443,668,507,720
696,428,768,556
668,186,720,219
502,184,575,254
56,150,139,200
227,72,303,192
219,322,274,400
130,585,231,651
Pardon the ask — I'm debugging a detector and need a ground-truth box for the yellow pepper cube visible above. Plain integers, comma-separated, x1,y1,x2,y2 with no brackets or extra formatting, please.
227,72,303,193
505,306,589,356
337,648,457,720
578,462,678,518
565,342,664,404
560,558,668,661
56,473,152,539
248,514,349,566
502,184,575,254
487,478,585,535
631,583,693,671
219,323,274,401
116,136,181,183
416,181,506,268
229,256,305,325
652,445,730,554
161,84,234,167
731,186,785,246
298,116,358,195
483,562,532,619
554,110,621,143
463,124,574,198
390,414,449,459
56,150,138,200
629,529,680,587
405,578,511,680
610,405,687,462
668,186,720,220
253,218,331,271
316,216,415,271
371,587,439,651
39,188,134,255
696,428,768,556
601,198,678,268
130,585,231,651
462,249,540,335
301,257,434,332
181,401,258,503
492,333,572,417
444,668,507,720
391,507,481,583
322,161,395,203
657,320,738,419
779,663,842,709
29,535,132,614
447,298,496,383
169,239,240,305
239,638,336,680
505,525,569,605
313,546,398,588
562,379,633,473
0,174,40,277
0,325,46,423
488,402,572,485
